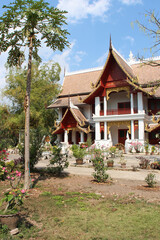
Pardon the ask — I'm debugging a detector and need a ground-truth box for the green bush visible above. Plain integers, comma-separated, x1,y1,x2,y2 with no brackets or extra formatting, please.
50,145,69,176
91,148,109,183
18,128,43,169
71,144,86,160
145,173,157,188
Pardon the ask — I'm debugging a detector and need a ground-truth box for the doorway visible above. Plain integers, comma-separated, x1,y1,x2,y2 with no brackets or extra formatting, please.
118,129,128,145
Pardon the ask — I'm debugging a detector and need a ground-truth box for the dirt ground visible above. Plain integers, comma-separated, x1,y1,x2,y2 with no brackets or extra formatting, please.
31,173,160,204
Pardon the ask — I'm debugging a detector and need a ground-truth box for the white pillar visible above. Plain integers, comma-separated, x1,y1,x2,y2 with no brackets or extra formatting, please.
72,130,76,144
130,93,134,114
80,131,84,142
95,122,100,140
95,97,100,116
131,120,134,140
57,135,61,142
104,122,107,140
104,96,107,116
58,108,62,120
138,120,144,140
137,92,143,114
64,130,68,143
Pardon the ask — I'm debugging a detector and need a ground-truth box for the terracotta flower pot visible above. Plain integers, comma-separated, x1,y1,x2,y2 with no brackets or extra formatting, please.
0,213,19,230
121,163,126,168
107,162,114,167
76,159,83,165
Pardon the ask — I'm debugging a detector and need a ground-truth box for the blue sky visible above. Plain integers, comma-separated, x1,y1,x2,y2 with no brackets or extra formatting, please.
0,0,159,93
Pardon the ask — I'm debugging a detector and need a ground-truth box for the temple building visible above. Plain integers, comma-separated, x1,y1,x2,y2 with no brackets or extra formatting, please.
48,39,160,151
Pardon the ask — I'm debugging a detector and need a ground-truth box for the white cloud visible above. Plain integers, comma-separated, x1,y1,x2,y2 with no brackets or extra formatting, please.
96,51,108,66
51,41,76,84
125,36,135,45
119,0,142,5
0,53,8,91
57,0,111,23
74,51,86,64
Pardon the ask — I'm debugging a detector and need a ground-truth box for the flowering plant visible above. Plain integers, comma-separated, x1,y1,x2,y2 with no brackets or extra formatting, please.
130,142,142,153
0,170,26,215
0,149,9,161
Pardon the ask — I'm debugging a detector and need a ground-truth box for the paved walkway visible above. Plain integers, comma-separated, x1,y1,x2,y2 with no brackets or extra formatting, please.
34,153,160,182
7,152,160,181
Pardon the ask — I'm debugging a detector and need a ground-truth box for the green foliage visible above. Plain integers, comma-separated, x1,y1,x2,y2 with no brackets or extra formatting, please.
0,0,69,67
50,145,69,176
71,144,86,160
109,146,116,153
91,148,109,183
0,105,18,150
3,61,61,132
18,128,43,169
145,173,157,188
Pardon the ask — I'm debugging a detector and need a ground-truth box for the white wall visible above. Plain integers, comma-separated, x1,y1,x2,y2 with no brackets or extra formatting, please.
58,108,62,121
108,92,130,110
80,105,92,119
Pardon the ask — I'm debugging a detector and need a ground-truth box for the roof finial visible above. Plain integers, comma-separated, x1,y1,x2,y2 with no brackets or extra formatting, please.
109,35,112,51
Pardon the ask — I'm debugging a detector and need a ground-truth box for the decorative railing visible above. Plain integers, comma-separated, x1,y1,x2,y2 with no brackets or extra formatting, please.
100,108,138,116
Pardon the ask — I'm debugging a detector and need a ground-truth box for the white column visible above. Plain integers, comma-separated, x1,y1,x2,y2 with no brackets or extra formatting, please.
131,120,134,140
138,120,144,140
95,122,100,140
130,93,134,114
104,122,107,140
58,108,62,120
72,130,76,144
95,97,100,116
64,130,68,143
104,96,107,116
57,135,61,142
137,92,143,114
80,131,84,142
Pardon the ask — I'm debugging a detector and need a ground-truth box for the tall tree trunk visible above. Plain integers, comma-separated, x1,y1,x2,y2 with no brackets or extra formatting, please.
24,36,33,190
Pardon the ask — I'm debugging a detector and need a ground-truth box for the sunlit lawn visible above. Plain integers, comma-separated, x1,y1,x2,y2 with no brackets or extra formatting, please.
0,179,160,240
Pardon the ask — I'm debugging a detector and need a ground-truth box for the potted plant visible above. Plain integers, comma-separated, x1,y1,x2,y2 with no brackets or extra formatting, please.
0,169,26,232
144,141,149,155
109,146,117,158
71,144,86,164
118,156,127,168
107,159,114,167
136,156,150,169
151,145,156,155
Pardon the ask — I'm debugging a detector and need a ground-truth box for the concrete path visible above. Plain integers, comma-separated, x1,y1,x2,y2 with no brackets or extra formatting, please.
7,151,160,182
34,153,160,182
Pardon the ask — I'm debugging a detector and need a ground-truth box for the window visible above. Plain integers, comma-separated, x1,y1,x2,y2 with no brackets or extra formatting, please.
118,102,130,109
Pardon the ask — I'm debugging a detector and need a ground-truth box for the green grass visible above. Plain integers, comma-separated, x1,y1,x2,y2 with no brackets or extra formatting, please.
0,182,160,239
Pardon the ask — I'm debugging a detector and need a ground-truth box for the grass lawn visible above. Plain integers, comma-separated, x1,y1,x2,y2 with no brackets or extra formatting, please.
0,177,160,240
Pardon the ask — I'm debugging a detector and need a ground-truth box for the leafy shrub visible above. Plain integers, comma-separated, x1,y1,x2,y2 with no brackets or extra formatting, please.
91,148,109,183
145,173,157,188
18,128,43,169
71,144,86,160
50,146,69,176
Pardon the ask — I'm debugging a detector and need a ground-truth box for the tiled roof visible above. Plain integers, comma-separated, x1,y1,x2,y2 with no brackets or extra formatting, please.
49,47,160,109
71,108,88,125
47,95,88,108
59,69,101,96
52,106,90,135
132,61,160,85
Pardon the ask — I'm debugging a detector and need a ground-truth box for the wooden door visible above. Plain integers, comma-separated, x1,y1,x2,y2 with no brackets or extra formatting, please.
118,129,127,145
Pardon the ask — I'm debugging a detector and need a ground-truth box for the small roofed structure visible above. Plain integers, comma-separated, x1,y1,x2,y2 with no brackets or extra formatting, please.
53,99,91,145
